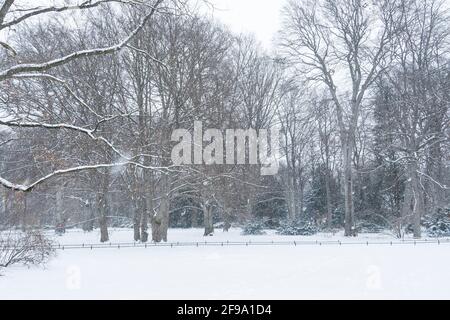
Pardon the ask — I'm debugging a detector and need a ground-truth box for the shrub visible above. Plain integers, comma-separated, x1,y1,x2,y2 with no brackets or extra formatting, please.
0,230,54,271
241,220,266,235
277,219,318,236
424,208,450,238
355,221,384,233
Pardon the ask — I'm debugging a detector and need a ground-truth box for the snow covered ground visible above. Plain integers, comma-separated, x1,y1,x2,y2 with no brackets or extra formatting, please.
1,228,450,299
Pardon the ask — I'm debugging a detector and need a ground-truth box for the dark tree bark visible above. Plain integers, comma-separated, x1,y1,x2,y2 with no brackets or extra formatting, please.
202,203,214,236
152,174,170,242
97,172,110,243
55,188,65,235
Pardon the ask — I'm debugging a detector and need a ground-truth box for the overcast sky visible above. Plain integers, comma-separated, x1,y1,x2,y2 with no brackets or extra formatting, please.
205,0,285,50
3,0,286,49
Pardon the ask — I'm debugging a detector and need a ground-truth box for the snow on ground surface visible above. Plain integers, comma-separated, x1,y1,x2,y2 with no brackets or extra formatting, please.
1,228,450,299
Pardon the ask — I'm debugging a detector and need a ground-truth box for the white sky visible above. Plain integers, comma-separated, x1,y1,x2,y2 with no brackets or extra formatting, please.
2,0,286,49
202,0,286,50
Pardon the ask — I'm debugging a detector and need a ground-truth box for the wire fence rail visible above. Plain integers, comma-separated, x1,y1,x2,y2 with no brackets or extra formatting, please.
17,237,449,250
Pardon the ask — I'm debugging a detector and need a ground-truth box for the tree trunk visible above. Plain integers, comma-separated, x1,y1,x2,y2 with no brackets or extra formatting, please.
203,203,214,236
400,175,413,221
191,208,199,228
285,171,298,222
1,188,6,222
140,168,152,243
98,196,109,243
401,161,424,238
298,182,304,220
246,197,254,219
20,193,27,232
133,205,141,242
135,82,150,243
97,173,110,243
342,134,356,236
286,189,296,222
223,209,231,232
325,169,333,229
131,173,141,241
152,174,169,242
426,131,445,210
82,200,94,232
152,196,169,242
55,188,65,235
140,195,149,243
409,162,424,238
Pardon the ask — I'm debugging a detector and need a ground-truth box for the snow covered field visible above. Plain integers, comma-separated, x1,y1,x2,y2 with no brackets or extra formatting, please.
1,228,450,300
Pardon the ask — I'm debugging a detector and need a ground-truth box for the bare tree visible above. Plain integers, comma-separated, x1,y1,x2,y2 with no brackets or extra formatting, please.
0,0,167,192
0,229,54,271
278,85,314,221
280,0,404,236
375,0,450,238
312,94,339,228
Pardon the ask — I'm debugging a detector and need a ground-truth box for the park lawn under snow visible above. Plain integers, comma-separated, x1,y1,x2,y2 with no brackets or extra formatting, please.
1,228,450,299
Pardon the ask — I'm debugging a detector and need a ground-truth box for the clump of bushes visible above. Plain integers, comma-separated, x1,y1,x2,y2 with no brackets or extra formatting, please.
276,219,318,236
0,230,54,272
241,220,266,235
424,208,450,238
355,221,385,234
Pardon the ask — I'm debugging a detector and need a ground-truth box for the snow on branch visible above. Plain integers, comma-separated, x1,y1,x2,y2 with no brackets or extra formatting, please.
0,138,14,147
11,73,103,117
0,40,16,56
0,162,174,192
0,0,164,81
0,119,133,161
417,171,449,190
0,0,140,30
125,44,169,70
0,0,14,27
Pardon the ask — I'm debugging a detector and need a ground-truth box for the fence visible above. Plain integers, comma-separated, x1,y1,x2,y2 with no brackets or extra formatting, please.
44,237,450,250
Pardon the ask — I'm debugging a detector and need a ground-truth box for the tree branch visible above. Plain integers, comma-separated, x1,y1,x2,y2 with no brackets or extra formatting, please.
0,162,172,192
0,0,164,81
0,0,128,30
